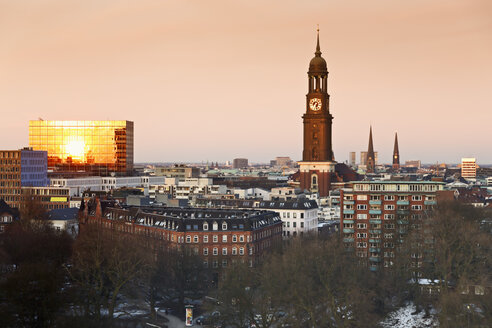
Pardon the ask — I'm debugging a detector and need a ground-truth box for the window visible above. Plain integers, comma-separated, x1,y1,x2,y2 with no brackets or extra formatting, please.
213,247,218,255
222,222,227,230
412,195,422,201
384,195,394,201
203,248,208,255
300,222,304,228
232,235,237,242
356,242,367,248
186,236,191,243
398,196,407,201
232,247,237,255
385,204,395,210
357,214,367,220
239,235,244,242
384,214,394,220
193,235,198,243
293,222,296,228
213,235,218,243
357,233,367,238
239,247,244,255
411,205,422,211
357,204,367,210
222,248,227,255
203,222,208,230
300,213,304,219
357,223,367,229
222,259,228,267
203,235,208,243
212,221,218,231
222,235,227,243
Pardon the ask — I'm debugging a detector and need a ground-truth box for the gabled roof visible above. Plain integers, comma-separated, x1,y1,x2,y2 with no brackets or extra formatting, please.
47,207,79,221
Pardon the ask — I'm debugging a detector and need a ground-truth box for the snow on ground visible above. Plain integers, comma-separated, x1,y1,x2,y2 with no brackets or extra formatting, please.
380,303,438,328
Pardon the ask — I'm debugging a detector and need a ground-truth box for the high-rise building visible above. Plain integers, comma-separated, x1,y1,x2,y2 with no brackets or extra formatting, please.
299,30,336,197
360,151,378,166
405,160,421,169
340,181,444,271
461,158,477,180
0,148,48,208
366,126,376,173
392,132,400,170
349,152,356,167
29,120,134,175
232,158,249,169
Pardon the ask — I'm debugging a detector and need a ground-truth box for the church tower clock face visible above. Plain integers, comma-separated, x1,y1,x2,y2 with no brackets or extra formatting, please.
309,98,322,111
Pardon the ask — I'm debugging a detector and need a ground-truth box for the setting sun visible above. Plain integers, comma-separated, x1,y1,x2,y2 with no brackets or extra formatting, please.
65,140,85,160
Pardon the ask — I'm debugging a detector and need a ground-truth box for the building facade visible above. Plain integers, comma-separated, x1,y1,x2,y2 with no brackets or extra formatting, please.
194,198,319,238
340,181,444,271
29,120,134,174
0,148,48,208
232,158,249,169
21,186,70,210
83,204,282,268
299,31,336,196
154,165,200,180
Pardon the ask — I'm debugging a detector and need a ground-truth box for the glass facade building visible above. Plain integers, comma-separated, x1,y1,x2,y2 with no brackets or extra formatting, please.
29,120,134,174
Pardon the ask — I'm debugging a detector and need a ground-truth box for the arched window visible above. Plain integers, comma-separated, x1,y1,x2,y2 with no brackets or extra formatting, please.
311,174,318,190
212,221,218,231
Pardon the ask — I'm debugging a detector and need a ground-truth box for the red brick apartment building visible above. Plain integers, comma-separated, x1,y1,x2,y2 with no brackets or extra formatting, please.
82,200,282,268
340,181,444,271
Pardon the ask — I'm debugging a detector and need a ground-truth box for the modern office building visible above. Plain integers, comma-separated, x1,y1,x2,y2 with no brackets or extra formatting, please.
340,181,444,271
154,164,200,180
349,152,356,167
0,148,48,208
21,186,70,210
461,158,477,180
29,120,134,174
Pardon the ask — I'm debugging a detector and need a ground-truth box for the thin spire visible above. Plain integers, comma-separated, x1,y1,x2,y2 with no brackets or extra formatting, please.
367,126,375,173
393,132,400,168
315,25,321,56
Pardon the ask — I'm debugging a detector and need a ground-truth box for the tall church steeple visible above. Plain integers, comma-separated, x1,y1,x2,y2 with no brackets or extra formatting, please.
392,132,400,170
299,28,336,197
366,126,375,173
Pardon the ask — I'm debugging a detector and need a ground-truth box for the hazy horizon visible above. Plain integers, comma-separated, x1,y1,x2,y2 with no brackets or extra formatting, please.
1,0,491,164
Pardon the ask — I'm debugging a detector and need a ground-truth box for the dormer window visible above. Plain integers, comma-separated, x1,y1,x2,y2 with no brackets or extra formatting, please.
212,221,218,231
203,222,209,231
222,222,227,230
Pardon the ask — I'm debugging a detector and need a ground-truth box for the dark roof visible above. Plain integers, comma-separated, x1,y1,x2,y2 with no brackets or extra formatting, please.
47,207,79,221
195,198,318,210
0,199,20,218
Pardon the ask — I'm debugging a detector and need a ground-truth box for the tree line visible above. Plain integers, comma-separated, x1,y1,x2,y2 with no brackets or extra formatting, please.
0,200,490,327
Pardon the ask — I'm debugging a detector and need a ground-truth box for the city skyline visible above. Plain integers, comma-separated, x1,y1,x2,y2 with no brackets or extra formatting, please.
1,0,491,163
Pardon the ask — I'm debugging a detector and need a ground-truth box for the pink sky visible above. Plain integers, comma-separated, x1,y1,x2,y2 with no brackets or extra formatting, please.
1,0,491,164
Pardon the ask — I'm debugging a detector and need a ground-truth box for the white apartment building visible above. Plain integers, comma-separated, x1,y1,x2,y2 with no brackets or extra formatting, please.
461,158,477,180
50,176,165,197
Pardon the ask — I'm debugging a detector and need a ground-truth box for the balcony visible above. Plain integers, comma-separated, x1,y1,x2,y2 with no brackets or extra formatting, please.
397,219,409,225
344,209,354,214
397,209,409,215
369,257,382,263
397,200,409,205
343,228,354,234
369,210,381,215
344,200,354,205
369,229,381,234
369,238,381,243
399,229,407,234
369,266,379,272
343,237,354,243
343,219,354,224
369,200,381,205
369,247,381,253
424,200,436,205
369,219,382,224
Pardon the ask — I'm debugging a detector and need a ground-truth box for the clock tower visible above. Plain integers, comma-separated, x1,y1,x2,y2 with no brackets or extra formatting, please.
299,29,336,196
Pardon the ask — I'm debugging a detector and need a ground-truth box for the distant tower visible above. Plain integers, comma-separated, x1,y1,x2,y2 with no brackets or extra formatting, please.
366,126,375,173
392,132,400,170
299,28,336,197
